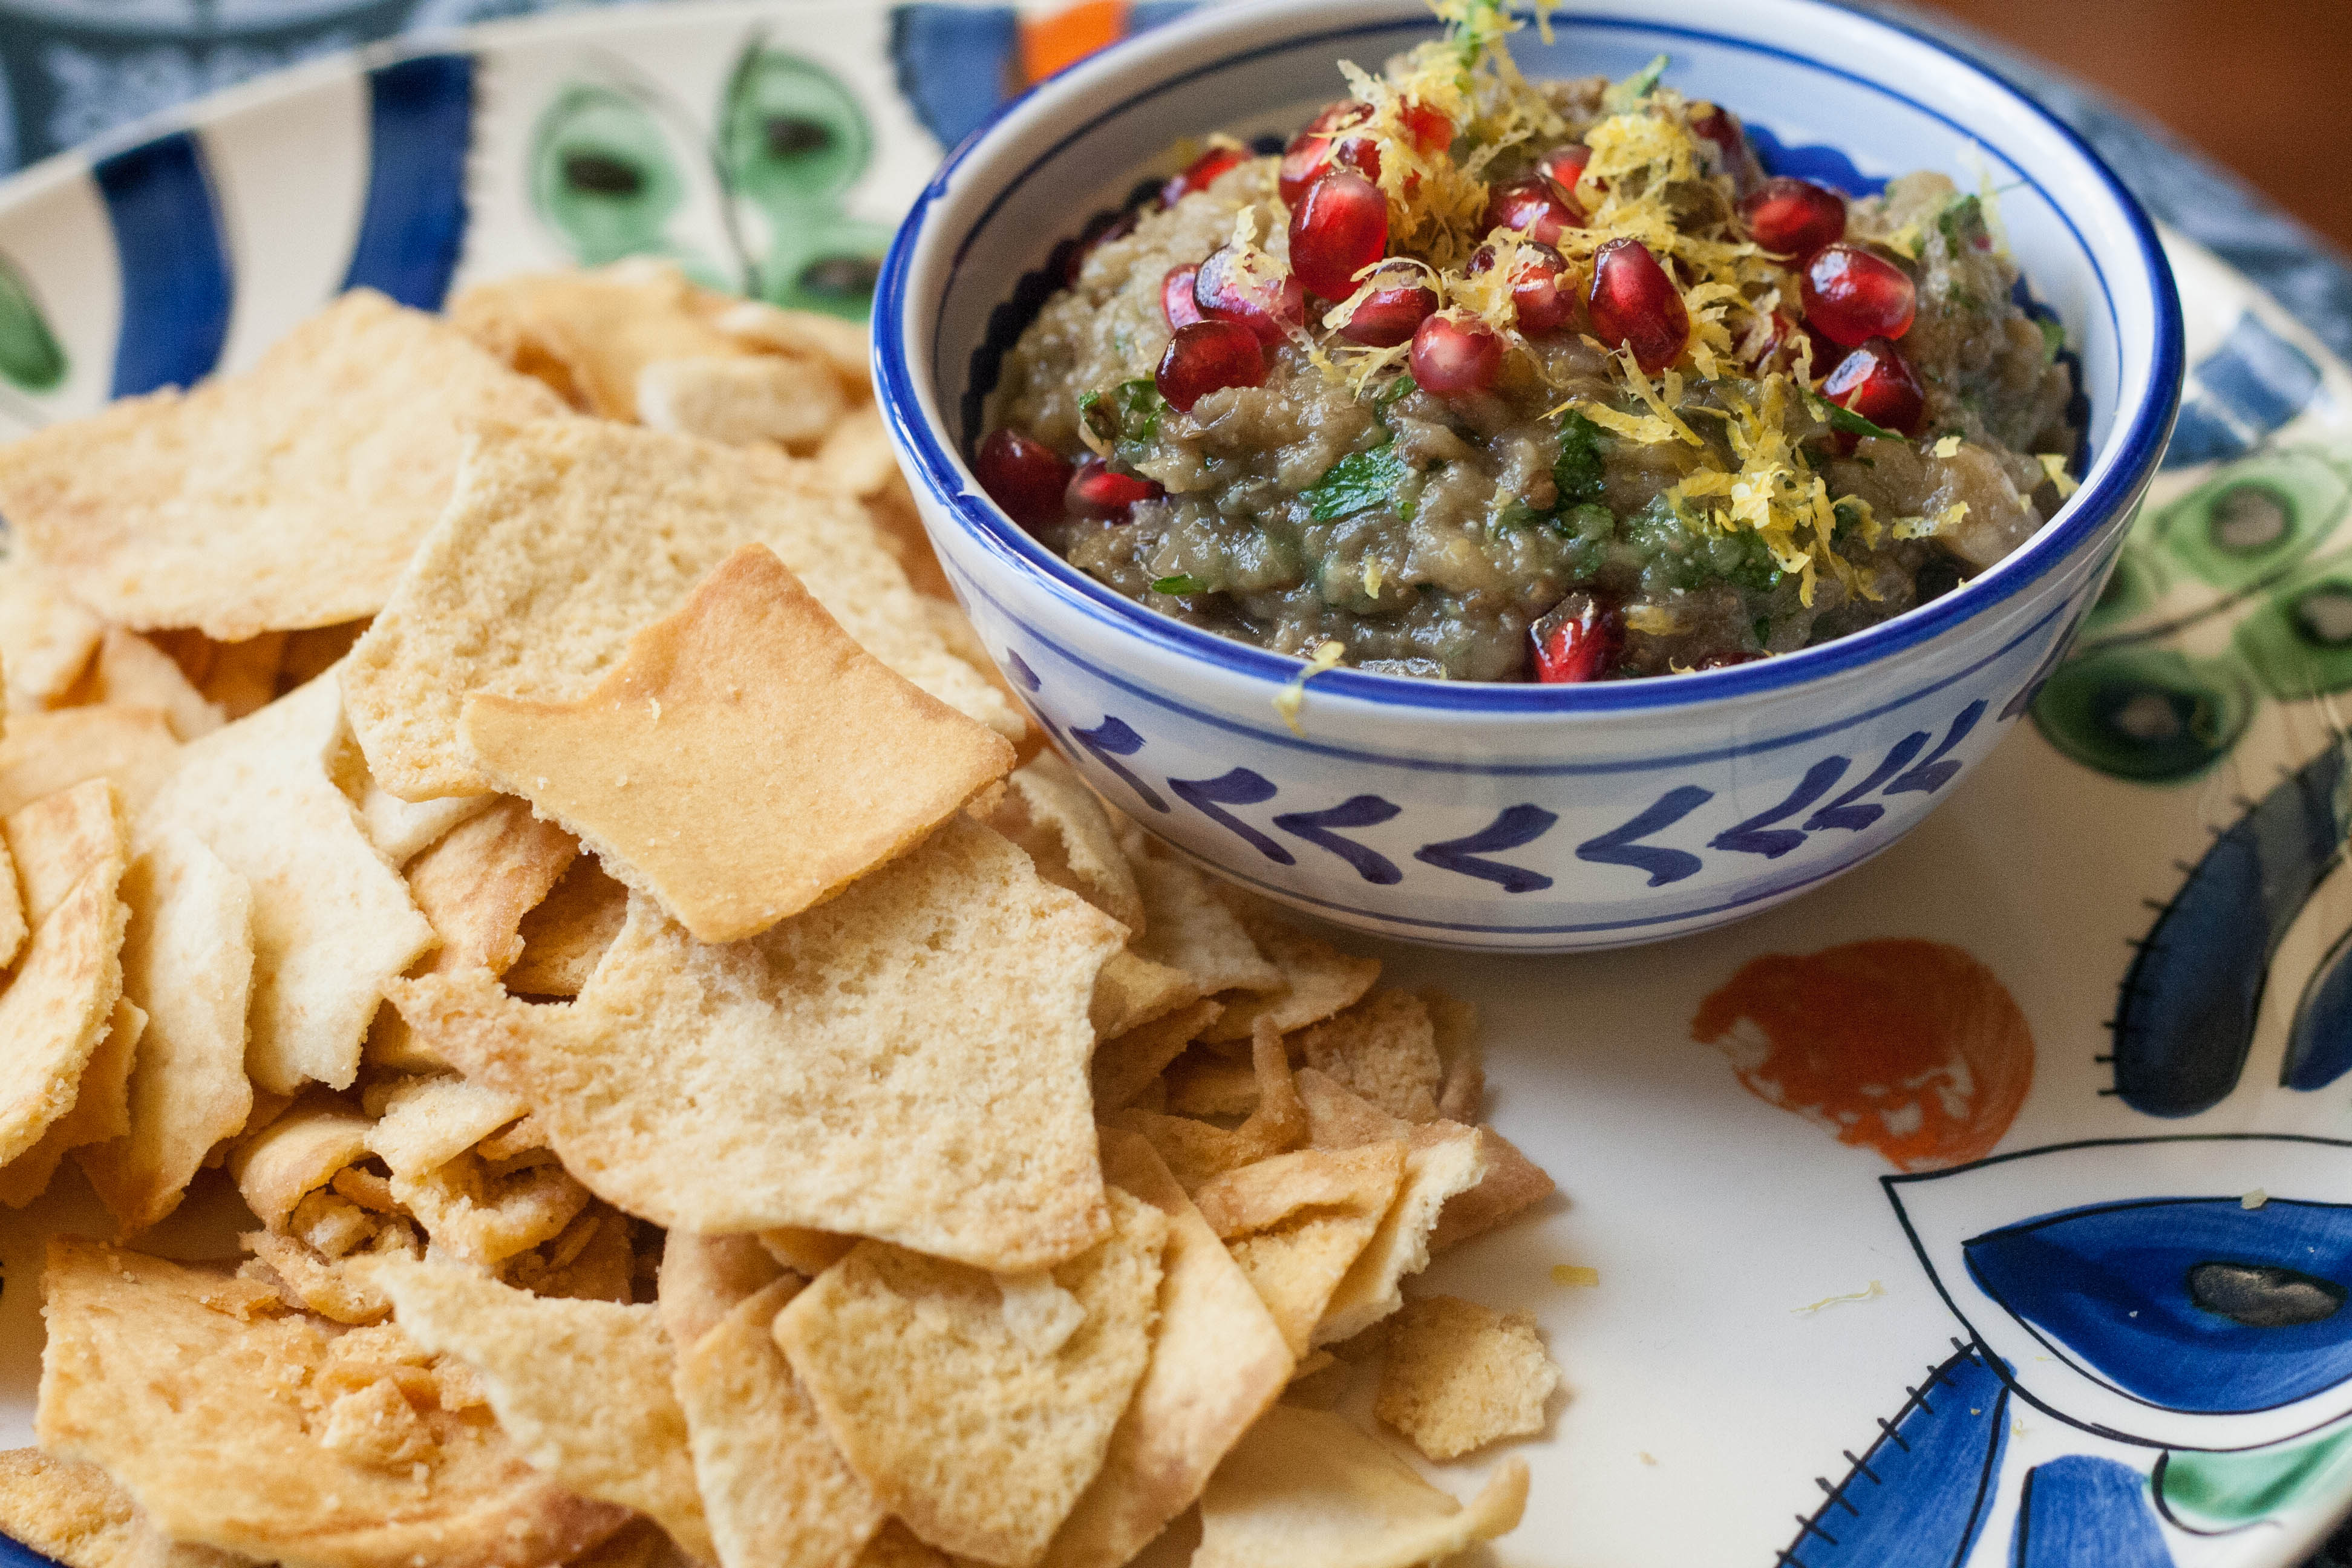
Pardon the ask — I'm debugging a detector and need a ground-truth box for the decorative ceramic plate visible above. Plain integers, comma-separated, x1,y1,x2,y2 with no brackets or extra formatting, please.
0,5,2346,1566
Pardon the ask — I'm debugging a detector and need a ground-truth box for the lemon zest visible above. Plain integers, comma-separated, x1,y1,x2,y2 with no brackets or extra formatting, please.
1624,604,1680,635
2037,452,2080,500
1364,558,1387,597
1932,433,1964,458
1273,639,1348,737
1551,1264,1601,1287
1891,501,1970,541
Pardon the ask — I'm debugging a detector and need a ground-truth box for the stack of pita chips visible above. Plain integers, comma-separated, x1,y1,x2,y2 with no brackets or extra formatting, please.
0,263,1562,1568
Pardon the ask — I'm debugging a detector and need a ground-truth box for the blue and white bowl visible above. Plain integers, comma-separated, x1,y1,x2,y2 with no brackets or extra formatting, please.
876,0,2186,953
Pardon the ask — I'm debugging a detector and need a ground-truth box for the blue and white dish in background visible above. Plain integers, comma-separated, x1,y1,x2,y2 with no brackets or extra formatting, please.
0,2,2344,1566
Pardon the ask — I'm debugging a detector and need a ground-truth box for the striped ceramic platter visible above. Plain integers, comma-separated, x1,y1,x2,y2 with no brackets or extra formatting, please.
0,5,2348,1566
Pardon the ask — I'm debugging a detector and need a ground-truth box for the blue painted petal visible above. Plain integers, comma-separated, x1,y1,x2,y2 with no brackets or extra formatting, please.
1779,1347,2008,1568
94,132,231,397
2285,927,2352,1092
2012,1456,2174,1568
342,53,474,309
888,5,1018,150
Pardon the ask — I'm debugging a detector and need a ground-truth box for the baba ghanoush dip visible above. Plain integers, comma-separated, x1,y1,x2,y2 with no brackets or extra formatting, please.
978,0,2081,682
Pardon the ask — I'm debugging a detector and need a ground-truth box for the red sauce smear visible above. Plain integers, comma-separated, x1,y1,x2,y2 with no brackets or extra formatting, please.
1690,938,2034,1172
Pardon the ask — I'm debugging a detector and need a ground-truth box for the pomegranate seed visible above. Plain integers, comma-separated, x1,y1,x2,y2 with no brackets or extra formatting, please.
1537,144,1593,201
1531,593,1621,683
1410,314,1504,397
1279,103,1377,206
1468,242,1572,336
1336,264,1436,347
1157,320,1266,413
1060,211,1134,286
1739,177,1847,258
1802,244,1916,347
1483,177,1581,245
1194,245,1304,344
1067,459,1165,518
1821,338,1926,448
1162,264,1203,329
1587,238,1690,374
975,428,1073,529
1688,105,1760,194
1161,145,1247,207
1398,99,1453,156
1289,172,1390,300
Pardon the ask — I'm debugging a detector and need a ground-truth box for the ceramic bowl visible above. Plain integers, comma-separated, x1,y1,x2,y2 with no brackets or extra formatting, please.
874,0,2184,953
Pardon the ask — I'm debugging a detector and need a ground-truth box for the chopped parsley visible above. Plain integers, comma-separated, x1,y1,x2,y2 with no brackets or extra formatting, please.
1818,398,1903,443
2038,315,2066,364
1151,574,1206,595
1304,442,1411,522
1374,373,1419,414
1938,193,1989,254
1079,378,1166,447
1553,408,1610,509
1606,52,1668,109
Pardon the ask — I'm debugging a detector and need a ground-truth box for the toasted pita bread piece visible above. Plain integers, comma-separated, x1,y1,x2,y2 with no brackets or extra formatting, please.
37,1241,632,1568
373,1260,713,1564
1374,1296,1559,1460
195,633,288,720
367,799,577,1070
1295,1070,1555,1255
1192,1405,1526,1568
638,354,846,449
1123,851,1279,998
0,553,103,711
1192,1143,1403,1359
1089,950,1200,1040
139,672,437,1094
657,1233,786,1353
449,263,754,422
774,1189,1168,1567
504,857,629,996
343,420,1016,800
1199,913,1379,1045
1108,1021,1306,1192
92,628,223,740
390,817,1120,1270
0,829,22,971
362,1074,529,1183
710,298,870,393
1293,991,1442,1123
0,1446,249,1568
0,784,130,1169
79,826,254,1233
678,1276,887,1568
229,1094,372,1232
756,1227,856,1278
988,753,1141,934
354,782,496,868
1039,1134,1290,1568
1091,1000,1221,1114
0,996,142,1207
1421,988,1483,1122
1315,1123,1485,1347
0,705,179,818
0,292,570,640
462,544,1010,944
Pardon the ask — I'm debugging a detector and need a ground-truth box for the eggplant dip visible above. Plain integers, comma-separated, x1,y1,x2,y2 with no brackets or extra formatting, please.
978,0,2080,682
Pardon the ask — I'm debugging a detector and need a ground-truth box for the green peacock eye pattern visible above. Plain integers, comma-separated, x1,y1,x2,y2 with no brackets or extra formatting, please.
529,83,692,271
0,252,64,393
2032,645,2255,783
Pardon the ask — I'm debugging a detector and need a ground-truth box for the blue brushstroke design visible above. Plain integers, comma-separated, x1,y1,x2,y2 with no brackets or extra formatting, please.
2286,928,2352,1093
1746,122,1888,198
1779,1345,2009,1568
93,131,231,396
341,53,474,309
890,4,1018,149
2161,312,2324,471
2010,1456,2174,1568
2112,740,2347,1117
1965,1197,2352,1413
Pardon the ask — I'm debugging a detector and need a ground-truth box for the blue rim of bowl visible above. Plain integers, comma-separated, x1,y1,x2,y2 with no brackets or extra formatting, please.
875,0,2187,716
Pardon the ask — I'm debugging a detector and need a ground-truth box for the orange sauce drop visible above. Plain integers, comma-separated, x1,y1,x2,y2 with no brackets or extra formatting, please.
1690,938,2034,1172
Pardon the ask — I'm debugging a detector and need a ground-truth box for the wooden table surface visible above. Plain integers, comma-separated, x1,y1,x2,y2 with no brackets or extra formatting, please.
1913,0,2352,255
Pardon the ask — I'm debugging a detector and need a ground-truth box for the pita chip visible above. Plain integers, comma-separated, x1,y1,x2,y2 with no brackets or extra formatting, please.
196,634,287,722
36,1240,632,1568
988,753,1142,934
1422,987,1484,1122
0,997,142,1208
1192,1406,1526,1568
461,544,1010,943
281,622,369,690
1295,1070,1555,1255
368,799,577,1070
1293,991,1442,1123
756,1227,855,1278
656,1233,785,1353
0,705,179,818
4,776,128,928
92,628,223,740
0,1446,248,1568
355,781,496,868
1314,1123,1485,1346
449,263,751,422
372,1259,714,1564
0,791,130,1168
1108,1021,1306,1192
710,298,871,393
0,820,22,970
0,553,103,711
1038,1133,1290,1568
343,420,1016,800
1090,1000,1220,1113
773,1189,1168,1567
505,857,629,996
138,671,436,1094
390,817,1122,1270
77,826,253,1233
1163,1051,1262,1119
678,1276,886,1568
1126,854,1279,997
1374,1296,1559,1460
1199,917,1378,1045
0,291,570,639
637,354,844,449
229,1095,373,1232
1192,1143,1403,1359
362,1074,529,1181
